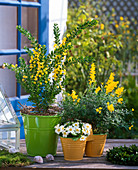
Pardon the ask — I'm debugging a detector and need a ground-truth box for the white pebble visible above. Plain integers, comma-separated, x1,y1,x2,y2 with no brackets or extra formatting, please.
34,156,43,163
46,154,54,161
9,148,18,153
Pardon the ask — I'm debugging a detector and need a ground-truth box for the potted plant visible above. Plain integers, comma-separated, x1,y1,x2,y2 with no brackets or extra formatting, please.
54,119,91,161
3,20,97,157
61,63,134,157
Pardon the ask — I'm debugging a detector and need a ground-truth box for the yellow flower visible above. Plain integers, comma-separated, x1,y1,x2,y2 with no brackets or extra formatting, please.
48,78,50,81
129,125,133,131
129,126,131,130
99,111,101,114
53,44,59,49
68,42,71,46
63,52,67,56
96,108,99,112
89,63,96,85
107,104,114,112
100,24,104,30
45,81,48,84
67,93,70,96
132,108,134,111
11,64,15,68
95,15,98,18
115,87,124,97
95,86,101,94
77,98,80,103
120,16,124,21
70,90,78,101
57,86,59,88
99,107,102,110
115,24,119,28
40,82,42,85
22,79,25,82
118,98,123,104
105,73,119,94
33,82,36,84
66,33,70,38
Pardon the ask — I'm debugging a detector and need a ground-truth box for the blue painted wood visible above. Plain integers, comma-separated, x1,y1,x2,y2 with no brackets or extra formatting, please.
0,1,40,7
0,48,34,55
38,0,49,54
9,95,33,112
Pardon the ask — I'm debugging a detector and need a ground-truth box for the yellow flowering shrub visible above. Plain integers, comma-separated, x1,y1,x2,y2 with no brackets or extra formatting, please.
3,20,97,114
61,63,134,134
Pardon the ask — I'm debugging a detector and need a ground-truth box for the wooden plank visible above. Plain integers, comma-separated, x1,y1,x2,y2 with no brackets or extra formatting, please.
17,139,138,169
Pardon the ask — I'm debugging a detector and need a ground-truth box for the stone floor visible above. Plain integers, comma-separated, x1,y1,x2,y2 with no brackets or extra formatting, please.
17,139,138,170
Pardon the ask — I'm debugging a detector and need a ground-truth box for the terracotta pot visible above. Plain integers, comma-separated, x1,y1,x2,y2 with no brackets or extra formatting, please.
85,134,107,157
60,137,86,161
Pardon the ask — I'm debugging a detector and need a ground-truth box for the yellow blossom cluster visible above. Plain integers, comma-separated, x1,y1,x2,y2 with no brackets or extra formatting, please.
28,48,50,85
105,73,119,94
89,63,96,85
100,24,104,30
107,102,114,113
129,125,133,131
95,86,101,94
70,90,78,101
115,87,124,97
96,107,102,114
68,90,80,103
22,75,28,82
52,65,63,80
118,98,123,104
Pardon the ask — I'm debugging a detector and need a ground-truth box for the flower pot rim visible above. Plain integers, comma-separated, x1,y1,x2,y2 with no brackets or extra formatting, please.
21,113,62,118
93,133,108,135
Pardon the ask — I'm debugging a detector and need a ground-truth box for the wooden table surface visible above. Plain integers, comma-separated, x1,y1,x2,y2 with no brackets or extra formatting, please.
16,139,138,170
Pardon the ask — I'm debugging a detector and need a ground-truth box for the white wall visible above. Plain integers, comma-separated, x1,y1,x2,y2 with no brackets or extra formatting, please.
49,0,68,52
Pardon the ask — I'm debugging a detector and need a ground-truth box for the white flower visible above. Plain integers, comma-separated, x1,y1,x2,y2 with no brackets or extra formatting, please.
54,124,60,129
85,129,91,135
75,127,81,134
62,131,69,137
73,122,79,128
60,125,64,131
66,126,75,134
83,123,91,130
82,128,86,135
80,135,86,141
55,126,62,134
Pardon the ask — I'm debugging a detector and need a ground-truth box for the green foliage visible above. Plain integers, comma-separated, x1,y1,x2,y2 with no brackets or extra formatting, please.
0,149,32,168
61,64,134,134
65,0,137,138
106,145,138,166
65,0,123,93
3,20,97,114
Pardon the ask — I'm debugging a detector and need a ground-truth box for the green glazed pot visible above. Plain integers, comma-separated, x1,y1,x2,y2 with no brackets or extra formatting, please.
23,114,61,157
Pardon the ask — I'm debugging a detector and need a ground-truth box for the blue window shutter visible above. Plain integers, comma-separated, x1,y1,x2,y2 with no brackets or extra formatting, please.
0,0,50,138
